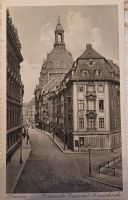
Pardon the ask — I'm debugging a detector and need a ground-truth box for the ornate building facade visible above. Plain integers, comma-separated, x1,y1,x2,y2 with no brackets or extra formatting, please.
7,10,24,161
22,98,35,126
35,18,73,126
53,44,121,151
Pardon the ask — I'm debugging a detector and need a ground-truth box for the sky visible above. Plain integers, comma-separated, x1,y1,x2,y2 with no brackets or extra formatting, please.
8,5,119,103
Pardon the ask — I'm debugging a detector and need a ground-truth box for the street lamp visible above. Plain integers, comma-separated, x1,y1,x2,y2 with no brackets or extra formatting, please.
64,132,65,150
53,122,55,141
63,124,66,150
88,145,92,177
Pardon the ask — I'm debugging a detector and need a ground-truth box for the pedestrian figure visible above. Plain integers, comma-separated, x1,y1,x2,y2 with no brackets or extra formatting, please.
23,127,26,138
26,133,29,145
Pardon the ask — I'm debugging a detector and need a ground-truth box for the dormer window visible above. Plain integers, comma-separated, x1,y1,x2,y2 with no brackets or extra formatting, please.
111,72,115,78
95,69,102,77
81,69,89,77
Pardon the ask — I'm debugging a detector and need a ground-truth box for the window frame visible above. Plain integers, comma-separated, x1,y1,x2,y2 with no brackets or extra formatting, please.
98,84,104,93
79,137,84,146
88,118,95,130
78,85,84,92
99,99,104,111
79,117,84,129
99,118,104,128
78,100,84,111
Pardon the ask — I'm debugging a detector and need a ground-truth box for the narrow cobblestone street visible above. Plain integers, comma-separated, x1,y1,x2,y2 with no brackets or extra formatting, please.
14,128,121,193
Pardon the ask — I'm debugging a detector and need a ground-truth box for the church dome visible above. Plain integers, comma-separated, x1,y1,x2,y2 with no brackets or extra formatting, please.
39,17,73,87
45,47,73,70
45,16,73,70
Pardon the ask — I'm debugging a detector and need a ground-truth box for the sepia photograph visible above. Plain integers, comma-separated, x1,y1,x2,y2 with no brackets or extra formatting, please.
2,0,125,199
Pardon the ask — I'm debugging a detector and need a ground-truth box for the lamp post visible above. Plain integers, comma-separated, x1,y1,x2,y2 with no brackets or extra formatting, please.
63,131,65,150
53,122,54,141
88,145,92,177
63,124,66,150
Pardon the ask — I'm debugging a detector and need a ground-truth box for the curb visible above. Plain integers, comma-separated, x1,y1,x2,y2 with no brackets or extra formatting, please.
86,177,123,190
46,132,65,153
34,128,66,153
11,142,32,193
35,128,88,154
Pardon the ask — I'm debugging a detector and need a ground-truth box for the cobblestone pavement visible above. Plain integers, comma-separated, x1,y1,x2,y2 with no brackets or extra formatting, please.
14,128,121,193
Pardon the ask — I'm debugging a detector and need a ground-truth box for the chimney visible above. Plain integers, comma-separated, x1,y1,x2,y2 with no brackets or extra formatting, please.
86,44,92,49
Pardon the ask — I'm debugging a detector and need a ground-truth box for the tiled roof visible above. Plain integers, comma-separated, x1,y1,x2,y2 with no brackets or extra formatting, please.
68,44,119,82
78,44,104,59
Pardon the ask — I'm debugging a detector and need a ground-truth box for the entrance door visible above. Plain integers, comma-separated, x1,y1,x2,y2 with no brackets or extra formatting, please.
79,137,84,147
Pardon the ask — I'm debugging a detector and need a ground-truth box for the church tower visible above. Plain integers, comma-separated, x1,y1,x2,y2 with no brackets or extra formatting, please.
54,16,65,48
35,17,73,125
36,17,73,89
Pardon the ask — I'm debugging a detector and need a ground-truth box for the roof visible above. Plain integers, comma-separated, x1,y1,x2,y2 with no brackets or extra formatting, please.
78,44,104,59
66,44,120,83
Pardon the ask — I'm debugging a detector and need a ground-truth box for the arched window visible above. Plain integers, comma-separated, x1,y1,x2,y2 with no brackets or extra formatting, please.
95,69,102,77
58,33,62,42
89,59,93,65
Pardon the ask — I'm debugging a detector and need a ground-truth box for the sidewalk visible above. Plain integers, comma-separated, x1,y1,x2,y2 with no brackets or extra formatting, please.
88,171,123,189
35,127,73,153
6,137,31,193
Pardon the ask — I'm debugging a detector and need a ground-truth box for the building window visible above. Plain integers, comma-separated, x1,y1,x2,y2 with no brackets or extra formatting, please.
99,100,104,111
98,85,104,92
79,137,84,146
88,118,95,129
79,117,84,129
78,85,84,92
99,118,104,128
81,70,88,77
95,69,102,77
78,100,84,110
89,59,93,65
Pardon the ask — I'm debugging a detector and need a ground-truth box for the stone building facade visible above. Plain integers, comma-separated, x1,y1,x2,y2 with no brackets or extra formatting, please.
35,18,73,126
22,102,29,125
53,44,121,151
7,10,24,161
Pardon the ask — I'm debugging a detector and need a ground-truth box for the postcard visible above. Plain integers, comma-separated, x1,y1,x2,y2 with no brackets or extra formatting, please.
0,0,127,199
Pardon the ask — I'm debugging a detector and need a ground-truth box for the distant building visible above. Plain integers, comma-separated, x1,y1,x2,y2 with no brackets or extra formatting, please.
22,102,29,125
7,10,24,161
35,17,73,126
54,44,121,151
27,98,35,125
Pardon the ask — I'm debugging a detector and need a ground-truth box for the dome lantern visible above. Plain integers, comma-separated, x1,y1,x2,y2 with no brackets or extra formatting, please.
54,16,65,48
